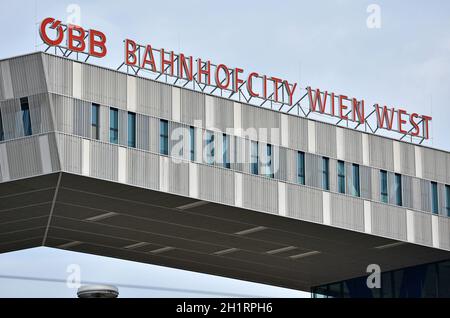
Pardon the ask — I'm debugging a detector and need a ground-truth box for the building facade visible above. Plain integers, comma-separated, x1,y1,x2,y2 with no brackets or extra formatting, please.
0,52,449,296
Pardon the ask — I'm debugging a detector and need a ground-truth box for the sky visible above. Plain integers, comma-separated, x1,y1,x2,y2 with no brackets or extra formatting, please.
0,0,449,297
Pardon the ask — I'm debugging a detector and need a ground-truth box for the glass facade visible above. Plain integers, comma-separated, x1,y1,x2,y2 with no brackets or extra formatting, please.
206,130,214,165
109,108,118,144
190,126,195,161
322,157,329,190
91,103,99,140
431,181,438,214
297,151,305,185
352,163,360,197
395,173,402,206
159,119,169,155
223,134,230,169
338,160,345,194
127,112,136,148
251,141,258,175
20,97,32,136
263,144,274,178
380,170,388,203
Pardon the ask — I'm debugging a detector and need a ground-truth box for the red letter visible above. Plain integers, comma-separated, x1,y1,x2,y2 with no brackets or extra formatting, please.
307,87,328,113
246,72,260,98
375,104,395,130
339,95,348,120
422,115,432,139
234,67,244,92
271,77,282,102
331,92,335,116
179,53,193,81
197,59,211,85
67,25,86,52
125,39,137,66
409,113,420,137
284,80,297,106
89,29,107,58
39,17,63,46
161,49,174,76
397,108,407,134
352,98,365,124
215,64,230,90
263,75,267,99
141,45,156,71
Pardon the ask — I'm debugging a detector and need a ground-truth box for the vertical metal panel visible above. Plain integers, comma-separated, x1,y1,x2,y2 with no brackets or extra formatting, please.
168,121,187,160
127,148,159,190
388,171,396,205
275,146,287,182
99,105,109,142
402,175,413,209
42,54,73,96
369,135,394,171
371,168,380,202
56,133,82,174
421,147,446,183
329,158,337,192
242,174,278,214
136,113,149,151
438,217,450,250
360,166,372,199
315,122,336,157
435,151,447,183
90,140,118,181
242,105,280,145
118,109,127,146
305,153,321,188
399,142,415,176
420,179,431,212
371,202,407,240
52,94,74,135
73,99,90,138
413,212,432,246
9,54,47,98
1,98,23,139
438,183,446,217
286,184,323,222
285,148,297,184
29,93,54,134
5,136,43,179
411,177,422,211
288,116,308,151
0,60,14,100
198,164,234,205
345,162,353,195
136,78,172,119
180,89,205,126
148,116,159,153
330,193,364,232
47,133,61,171
344,129,363,164
168,159,189,196
213,97,234,132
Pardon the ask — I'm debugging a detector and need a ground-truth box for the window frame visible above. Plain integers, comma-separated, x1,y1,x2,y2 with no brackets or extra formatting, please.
297,151,305,185
337,160,345,194
159,119,169,155
127,112,136,148
109,108,119,144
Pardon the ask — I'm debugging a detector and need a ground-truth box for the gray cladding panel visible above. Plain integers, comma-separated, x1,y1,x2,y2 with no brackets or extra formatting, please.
242,106,280,145
90,140,118,181
42,54,73,96
242,174,278,214
330,193,364,232
369,135,394,171
181,89,205,125
438,217,450,250
5,136,43,179
127,148,159,190
199,164,234,205
168,159,189,196
400,142,415,176
213,97,234,132
344,129,362,164
9,54,47,98
56,134,82,174
286,184,323,223
288,116,308,151
371,202,407,240
315,122,336,157
136,78,172,119
413,212,432,246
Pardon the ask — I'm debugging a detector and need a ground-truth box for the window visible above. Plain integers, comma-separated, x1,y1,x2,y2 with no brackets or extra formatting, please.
352,164,360,197
189,126,195,161
322,157,329,190
431,182,438,214
223,134,230,169
446,185,450,217
109,108,118,144
263,144,274,178
380,170,388,203
0,109,4,141
337,160,345,194
251,141,258,175
159,119,169,155
91,103,99,140
127,112,136,148
394,173,402,206
20,97,32,136
206,131,214,164
297,151,305,185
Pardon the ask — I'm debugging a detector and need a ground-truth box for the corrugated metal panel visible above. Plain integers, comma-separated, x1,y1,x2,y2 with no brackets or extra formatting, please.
42,54,73,96
369,135,394,171
438,217,450,250
345,162,353,195
242,105,280,144
275,146,287,182
29,93,54,134
136,78,172,119
422,148,447,183
127,148,159,190
5,136,43,179
371,202,407,240
198,164,234,205
305,153,321,188
168,121,189,160
329,158,337,192
399,142,415,176
402,175,413,209
47,133,61,171
286,184,323,223
148,116,160,153
168,159,189,195
438,184,446,217
90,140,118,181
118,109,127,146
315,122,336,157
9,54,47,98
288,116,308,151
0,60,13,100
242,174,278,214
420,179,431,212
56,133,82,174
73,99,90,138
360,166,372,199
344,129,363,164
388,171,396,205
330,193,364,232
52,94,74,135
213,97,234,132
1,98,23,139
180,89,205,126
99,105,109,142
136,113,149,151
285,148,297,184
413,212,432,246
81,63,127,108
411,178,422,211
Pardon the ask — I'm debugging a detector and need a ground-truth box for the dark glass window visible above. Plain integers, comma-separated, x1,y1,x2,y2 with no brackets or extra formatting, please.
91,103,99,140
380,170,388,203
263,144,274,178
223,134,230,169
159,119,169,155
297,151,305,185
338,160,345,194
206,130,214,165
431,181,438,214
322,157,329,190
127,112,136,148
251,141,258,175
20,97,32,136
109,108,118,144
352,163,360,197
190,126,195,161
394,173,402,206
446,185,450,217
0,109,4,141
